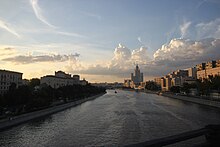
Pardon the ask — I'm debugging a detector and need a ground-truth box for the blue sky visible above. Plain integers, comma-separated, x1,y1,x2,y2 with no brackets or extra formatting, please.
0,0,220,82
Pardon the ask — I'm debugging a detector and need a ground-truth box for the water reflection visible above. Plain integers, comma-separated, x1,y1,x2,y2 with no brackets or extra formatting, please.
0,90,220,146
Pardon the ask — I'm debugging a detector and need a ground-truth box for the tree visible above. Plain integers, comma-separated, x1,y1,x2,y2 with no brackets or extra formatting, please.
4,83,17,106
29,78,40,88
170,86,180,93
210,75,220,90
196,79,211,96
145,81,159,91
181,82,197,95
15,85,32,106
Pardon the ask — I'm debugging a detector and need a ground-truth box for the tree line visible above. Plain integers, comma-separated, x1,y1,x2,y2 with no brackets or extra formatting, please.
0,78,106,116
170,76,220,96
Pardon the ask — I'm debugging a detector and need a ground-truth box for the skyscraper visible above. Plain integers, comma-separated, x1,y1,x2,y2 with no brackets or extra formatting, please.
131,65,143,86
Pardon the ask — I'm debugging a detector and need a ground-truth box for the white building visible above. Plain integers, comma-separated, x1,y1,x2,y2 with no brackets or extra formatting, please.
40,71,86,88
0,69,23,95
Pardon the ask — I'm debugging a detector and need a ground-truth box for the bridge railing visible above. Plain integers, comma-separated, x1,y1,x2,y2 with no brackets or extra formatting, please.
126,124,220,147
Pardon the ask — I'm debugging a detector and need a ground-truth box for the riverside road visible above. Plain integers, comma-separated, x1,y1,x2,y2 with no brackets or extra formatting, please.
1,90,220,146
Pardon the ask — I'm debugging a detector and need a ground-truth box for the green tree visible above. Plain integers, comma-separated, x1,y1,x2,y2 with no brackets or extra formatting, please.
29,78,40,88
145,81,159,91
181,83,197,95
209,75,220,90
170,86,180,93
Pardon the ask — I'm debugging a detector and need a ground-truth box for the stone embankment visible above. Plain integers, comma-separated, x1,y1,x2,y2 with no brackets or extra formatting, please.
0,93,105,131
161,93,220,109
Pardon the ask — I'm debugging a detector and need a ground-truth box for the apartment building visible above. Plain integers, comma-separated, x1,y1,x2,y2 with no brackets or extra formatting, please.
197,60,220,80
40,71,82,89
0,69,23,95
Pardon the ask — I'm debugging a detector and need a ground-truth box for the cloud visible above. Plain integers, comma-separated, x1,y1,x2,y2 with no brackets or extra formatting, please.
0,47,16,57
180,21,191,38
131,46,150,64
2,47,14,51
0,19,20,38
168,18,220,41
137,37,146,46
153,38,220,66
196,18,220,39
108,44,150,70
81,11,102,20
66,44,151,76
112,43,131,62
30,0,56,28
2,53,80,64
137,37,142,43
48,17,220,79
56,31,86,38
196,0,208,9
29,0,86,38
196,0,220,9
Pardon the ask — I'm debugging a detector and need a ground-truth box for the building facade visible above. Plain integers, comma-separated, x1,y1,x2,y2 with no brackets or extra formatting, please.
0,69,23,95
131,65,143,86
160,69,196,91
187,67,197,79
40,71,84,88
123,65,144,89
158,59,220,91
196,60,220,80
154,77,162,87
123,79,132,88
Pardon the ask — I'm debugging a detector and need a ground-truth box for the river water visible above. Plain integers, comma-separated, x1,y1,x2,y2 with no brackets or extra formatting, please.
0,90,220,146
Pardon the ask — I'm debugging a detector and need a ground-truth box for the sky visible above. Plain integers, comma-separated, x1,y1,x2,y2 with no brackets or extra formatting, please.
0,0,220,82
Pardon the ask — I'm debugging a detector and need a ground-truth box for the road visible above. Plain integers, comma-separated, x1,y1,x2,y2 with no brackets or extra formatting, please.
0,90,220,146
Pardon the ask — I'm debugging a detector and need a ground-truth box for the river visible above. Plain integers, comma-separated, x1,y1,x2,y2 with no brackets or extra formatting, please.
1,90,220,146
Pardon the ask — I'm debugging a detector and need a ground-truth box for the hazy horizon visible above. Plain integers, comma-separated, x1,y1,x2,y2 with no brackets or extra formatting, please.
1,0,220,82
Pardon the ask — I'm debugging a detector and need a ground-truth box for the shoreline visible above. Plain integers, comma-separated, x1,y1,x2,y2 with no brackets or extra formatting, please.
121,89,220,109
159,92,220,109
0,92,106,131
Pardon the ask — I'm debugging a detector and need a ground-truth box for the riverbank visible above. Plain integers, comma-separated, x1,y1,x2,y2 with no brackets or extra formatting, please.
0,92,105,131
160,93,220,109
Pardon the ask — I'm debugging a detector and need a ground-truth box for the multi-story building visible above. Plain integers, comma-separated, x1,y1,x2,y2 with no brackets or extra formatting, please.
196,63,206,71
123,79,132,88
131,65,143,86
154,77,162,87
173,70,188,77
161,76,172,91
124,64,144,89
161,77,166,91
159,59,220,91
0,69,23,95
160,68,196,91
55,71,71,78
196,60,220,80
40,71,83,88
171,77,181,87
187,67,197,79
